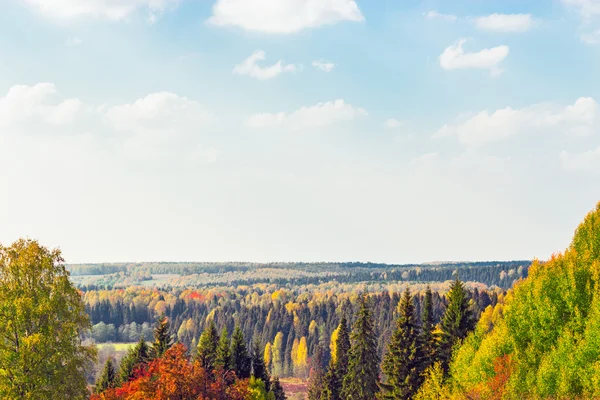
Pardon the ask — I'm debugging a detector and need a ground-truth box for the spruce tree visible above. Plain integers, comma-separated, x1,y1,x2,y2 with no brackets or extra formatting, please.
381,288,425,399
421,285,436,369
271,376,287,400
196,320,219,371
252,339,271,391
151,315,173,359
438,277,475,373
118,337,150,384
231,325,251,379
341,295,380,400
307,344,326,400
322,317,350,400
215,327,232,371
95,358,117,394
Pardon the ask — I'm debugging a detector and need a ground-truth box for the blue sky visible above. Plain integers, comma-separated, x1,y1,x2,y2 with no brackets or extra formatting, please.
1,0,599,264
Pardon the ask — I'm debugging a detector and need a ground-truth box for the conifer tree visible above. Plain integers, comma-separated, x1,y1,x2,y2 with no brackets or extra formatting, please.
341,295,380,400
271,376,287,400
215,327,232,371
322,317,350,400
381,288,425,399
118,337,150,384
231,325,252,379
252,339,271,391
307,344,326,400
95,358,117,394
196,320,219,371
151,315,173,359
421,285,436,367
438,277,475,373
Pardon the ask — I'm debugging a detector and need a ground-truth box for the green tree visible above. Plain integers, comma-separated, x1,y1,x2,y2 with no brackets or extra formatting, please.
421,285,436,366
150,315,173,359
118,337,149,384
196,320,219,371
438,277,475,373
0,239,96,399
381,288,425,399
307,344,326,400
271,376,287,400
252,340,270,391
231,325,251,379
322,317,351,400
95,358,117,394
215,327,232,371
342,295,380,400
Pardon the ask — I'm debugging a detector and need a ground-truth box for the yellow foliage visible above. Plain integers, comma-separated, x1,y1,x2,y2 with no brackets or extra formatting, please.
330,325,340,364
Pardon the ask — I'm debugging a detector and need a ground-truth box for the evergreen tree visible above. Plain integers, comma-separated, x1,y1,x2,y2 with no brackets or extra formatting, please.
322,317,351,400
307,344,326,400
95,358,117,394
252,339,271,391
150,315,173,359
196,320,219,371
271,376,287,400
215,327,232,371
381,288,425,399
231,325,252,379
421,285,436,367
438,277,475,373
118,337,150,384
341,295,380,400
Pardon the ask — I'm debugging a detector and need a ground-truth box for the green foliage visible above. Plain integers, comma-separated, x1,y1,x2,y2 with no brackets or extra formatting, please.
252,340,270,390
381,288,425,399
322,317,350,400
216,327,232,371
342,295,380,400
0,239,96,399
438,278,475,373
95,358,117,393
150,315,173,359
232,325,251,379
118,338,150,384
271,376,287,400
421,285,436,366
248,376,271,400
414,362,450,400
196,320,219,371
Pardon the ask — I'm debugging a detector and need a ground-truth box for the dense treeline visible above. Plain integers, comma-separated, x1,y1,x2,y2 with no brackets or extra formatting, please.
83,283,502,381
70,261,530,290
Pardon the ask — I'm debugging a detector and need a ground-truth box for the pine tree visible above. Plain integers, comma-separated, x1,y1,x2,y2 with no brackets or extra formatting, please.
95,358,117,394
231,325,251,379
438,277,475,373
271,376,287,400
151,315,173,359
118,337,150,384
322,317,350,400
252,339,271,391
341,295,380,400
215,327,232,371
381,288,425,399
421,285,436,368
307,344,326,400
196,320,219,371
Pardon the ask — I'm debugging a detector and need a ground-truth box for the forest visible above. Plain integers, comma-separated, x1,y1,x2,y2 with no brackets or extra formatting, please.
2,202,600,399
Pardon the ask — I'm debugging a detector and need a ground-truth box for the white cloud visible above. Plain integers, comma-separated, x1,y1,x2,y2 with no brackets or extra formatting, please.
474,13,533,33
0,83,83,131
20,0,179,22
105,92,213,135
208,0,364,34
439,39,509,76
233,51,297,80
246,99,367,129
384,118,404,129
562,0,600,18
434,97,598,146
561,147,600,173
581,29,600,44
65,36,83,46
312,60,335,72
424,10,457,22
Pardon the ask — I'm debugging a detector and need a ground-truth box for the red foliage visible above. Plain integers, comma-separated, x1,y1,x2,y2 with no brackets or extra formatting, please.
92,343,251,400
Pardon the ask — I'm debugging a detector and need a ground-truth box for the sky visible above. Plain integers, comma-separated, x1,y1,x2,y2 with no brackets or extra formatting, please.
1,0,600,264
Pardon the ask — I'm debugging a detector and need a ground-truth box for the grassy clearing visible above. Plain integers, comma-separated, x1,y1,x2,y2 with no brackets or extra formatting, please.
96,342,137,352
